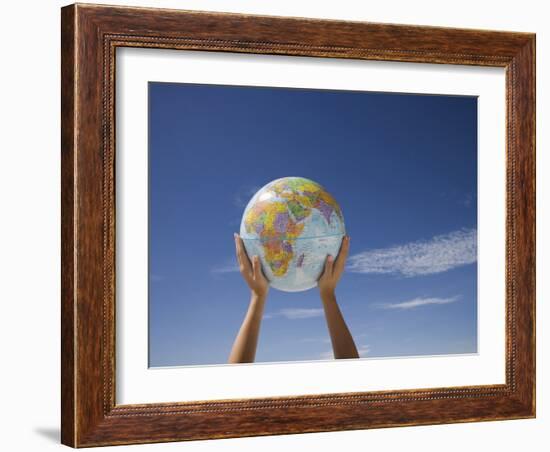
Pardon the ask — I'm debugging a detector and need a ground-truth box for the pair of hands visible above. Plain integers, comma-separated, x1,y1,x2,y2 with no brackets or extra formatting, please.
230,233,358,362
233,233,350,298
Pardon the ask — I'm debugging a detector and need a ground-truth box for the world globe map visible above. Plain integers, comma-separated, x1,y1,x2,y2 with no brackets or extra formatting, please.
240,177,346,292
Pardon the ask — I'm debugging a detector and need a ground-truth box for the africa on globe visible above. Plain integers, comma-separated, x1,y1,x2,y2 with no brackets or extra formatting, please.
240,177,345,292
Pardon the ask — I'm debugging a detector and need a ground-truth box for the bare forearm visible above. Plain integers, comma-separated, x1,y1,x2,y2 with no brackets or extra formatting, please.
228,294,266,363
320,291,359,359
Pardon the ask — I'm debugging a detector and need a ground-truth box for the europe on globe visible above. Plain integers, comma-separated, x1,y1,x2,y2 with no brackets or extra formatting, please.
240,177,346,292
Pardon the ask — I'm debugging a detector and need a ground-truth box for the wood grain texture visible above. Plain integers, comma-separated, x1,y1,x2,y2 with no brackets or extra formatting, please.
60,3,536,447
60,5,76,446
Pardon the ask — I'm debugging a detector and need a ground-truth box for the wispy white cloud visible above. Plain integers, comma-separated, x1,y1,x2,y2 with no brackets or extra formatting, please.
319,350,334,360
354,332,369,340
347,229,477,277
211,262,239,274
379,296,459,310
265,308,324,320
319,344,371,360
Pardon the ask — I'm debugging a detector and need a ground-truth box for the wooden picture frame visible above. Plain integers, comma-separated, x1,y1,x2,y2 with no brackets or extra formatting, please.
61,3,535,447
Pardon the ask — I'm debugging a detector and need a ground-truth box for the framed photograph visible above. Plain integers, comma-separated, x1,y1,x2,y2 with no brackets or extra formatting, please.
61,3,535,447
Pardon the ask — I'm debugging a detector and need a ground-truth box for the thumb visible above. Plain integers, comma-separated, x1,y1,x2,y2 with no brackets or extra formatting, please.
325,255,334,276
252,256,262,280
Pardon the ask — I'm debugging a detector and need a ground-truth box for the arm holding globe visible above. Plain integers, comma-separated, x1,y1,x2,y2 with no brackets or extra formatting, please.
227,234,270,364
228,234,358,363
318,236,359,359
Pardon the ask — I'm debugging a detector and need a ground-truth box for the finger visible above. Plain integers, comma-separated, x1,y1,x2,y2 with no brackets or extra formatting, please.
324,254,335,277
334,236,350,275
234,233,244,268
234,233,241,260
234,234,252,274
252,256,263,281
239,237,253,270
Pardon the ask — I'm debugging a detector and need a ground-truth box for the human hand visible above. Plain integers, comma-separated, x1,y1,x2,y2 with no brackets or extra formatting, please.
234,233,270,299
318,235,350,297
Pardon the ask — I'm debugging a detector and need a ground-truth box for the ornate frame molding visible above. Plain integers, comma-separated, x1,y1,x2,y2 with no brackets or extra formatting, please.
61,4,535,447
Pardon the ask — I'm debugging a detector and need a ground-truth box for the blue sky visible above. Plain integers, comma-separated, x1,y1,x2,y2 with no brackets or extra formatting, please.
148,82,477,367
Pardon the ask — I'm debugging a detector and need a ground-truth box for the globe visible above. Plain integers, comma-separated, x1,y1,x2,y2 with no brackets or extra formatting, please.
240,177,345,292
